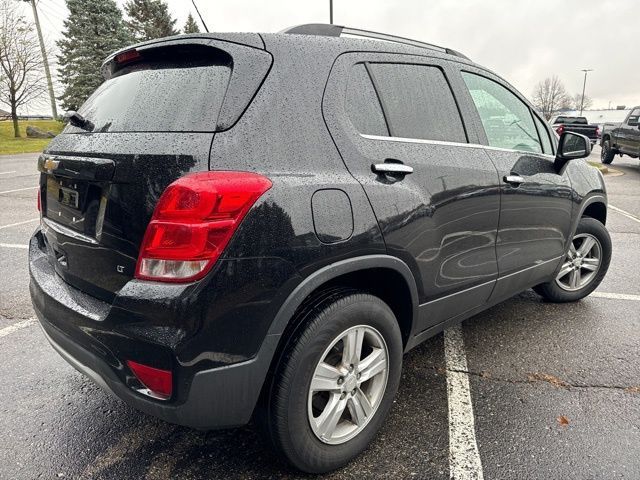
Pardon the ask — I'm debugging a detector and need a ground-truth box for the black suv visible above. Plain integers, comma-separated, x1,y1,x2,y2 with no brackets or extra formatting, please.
30,24,612,473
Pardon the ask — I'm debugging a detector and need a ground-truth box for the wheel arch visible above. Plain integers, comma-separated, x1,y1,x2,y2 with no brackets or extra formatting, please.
566,194,607,250
267,255,419,347
582,200,607,225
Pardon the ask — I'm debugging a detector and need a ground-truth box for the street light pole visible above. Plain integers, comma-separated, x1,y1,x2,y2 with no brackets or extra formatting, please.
579,68,593,116
330,0,333,24
23,0,57,120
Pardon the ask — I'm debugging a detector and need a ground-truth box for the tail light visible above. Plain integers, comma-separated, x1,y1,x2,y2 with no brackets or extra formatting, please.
37,189,41,212
135,171,272,282
595,126,600,137
127,360,172,399
556,125,564,135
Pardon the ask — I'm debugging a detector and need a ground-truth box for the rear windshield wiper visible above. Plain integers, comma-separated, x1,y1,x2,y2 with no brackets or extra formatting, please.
64,111,95,132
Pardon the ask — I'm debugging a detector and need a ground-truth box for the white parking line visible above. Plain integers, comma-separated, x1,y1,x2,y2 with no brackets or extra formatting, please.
0,218,39,230
0,186,37,194
0,171,16,175
609,205,640,224
591,291,640,301
0,318,35,338
0,243,28,249
444,326,484,480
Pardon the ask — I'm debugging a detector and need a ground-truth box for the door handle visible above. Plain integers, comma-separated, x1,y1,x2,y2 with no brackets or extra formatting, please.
503,175,525,186
371,162,414,176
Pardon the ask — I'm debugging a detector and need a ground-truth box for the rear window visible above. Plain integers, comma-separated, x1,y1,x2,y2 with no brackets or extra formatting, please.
69,49,231,133
555,116,587,124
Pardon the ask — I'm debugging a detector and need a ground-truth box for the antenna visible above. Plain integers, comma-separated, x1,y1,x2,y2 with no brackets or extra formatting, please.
191,0,209,33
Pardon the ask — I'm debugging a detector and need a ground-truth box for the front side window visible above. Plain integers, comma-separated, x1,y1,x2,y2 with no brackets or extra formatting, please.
462,72,543,153
367,63,467,143
533,114,553,154
628,108,640,125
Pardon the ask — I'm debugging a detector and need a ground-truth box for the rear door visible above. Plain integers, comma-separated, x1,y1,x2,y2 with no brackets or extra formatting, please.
323,53,501,333
457,69,573,300
38,38,271,301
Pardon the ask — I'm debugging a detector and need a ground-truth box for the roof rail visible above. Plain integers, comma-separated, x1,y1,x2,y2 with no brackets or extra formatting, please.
281,23,470,61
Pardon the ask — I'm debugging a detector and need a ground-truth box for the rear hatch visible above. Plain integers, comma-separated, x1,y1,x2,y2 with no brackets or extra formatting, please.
38,36,272,301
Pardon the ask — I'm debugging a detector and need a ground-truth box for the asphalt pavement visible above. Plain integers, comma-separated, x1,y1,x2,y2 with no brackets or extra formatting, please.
0,148,638,479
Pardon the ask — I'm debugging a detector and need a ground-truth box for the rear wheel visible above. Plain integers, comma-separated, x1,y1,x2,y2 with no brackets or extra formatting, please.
601,139,616,164
259,291,402,473
534,217,611,302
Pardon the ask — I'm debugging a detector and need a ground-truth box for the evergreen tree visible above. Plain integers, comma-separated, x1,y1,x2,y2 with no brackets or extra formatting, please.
57,0,132,111
183,13,200,34
124,0,179,41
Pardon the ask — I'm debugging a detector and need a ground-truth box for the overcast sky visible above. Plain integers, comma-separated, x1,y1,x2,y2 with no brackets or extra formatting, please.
16,0,640,112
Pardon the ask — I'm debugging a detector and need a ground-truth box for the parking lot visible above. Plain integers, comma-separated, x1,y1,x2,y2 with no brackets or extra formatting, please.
1,148,639,479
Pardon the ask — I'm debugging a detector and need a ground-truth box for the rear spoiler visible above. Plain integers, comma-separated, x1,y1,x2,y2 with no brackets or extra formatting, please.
101,35,272,132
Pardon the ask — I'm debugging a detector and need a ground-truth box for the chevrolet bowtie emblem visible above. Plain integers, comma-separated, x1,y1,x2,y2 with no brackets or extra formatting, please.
43,158,60,172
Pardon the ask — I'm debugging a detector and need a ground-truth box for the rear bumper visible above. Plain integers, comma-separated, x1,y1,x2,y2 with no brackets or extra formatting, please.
29,232,279,430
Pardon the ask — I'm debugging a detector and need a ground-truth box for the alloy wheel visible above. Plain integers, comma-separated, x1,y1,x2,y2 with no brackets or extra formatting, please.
555,233,602,291
307,325,389,445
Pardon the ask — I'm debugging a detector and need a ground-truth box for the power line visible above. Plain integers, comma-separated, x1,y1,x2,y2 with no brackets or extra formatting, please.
37,0,68,24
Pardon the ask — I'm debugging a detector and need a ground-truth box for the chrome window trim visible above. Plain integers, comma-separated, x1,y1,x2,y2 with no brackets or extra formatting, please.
360,133,556,159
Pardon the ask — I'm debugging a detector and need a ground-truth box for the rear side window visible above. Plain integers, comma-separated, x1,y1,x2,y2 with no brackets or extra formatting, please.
345,64,389,136
368,63,467,143
462,72,543,153
70,49,231,133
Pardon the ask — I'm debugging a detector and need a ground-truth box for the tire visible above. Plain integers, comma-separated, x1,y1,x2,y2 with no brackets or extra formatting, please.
258,291,403,474
601,139,615,164
534,217,611,303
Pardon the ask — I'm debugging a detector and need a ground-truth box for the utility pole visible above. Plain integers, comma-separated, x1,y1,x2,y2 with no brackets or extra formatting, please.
23,0,57,120
579,68,593,116
330,0,333,24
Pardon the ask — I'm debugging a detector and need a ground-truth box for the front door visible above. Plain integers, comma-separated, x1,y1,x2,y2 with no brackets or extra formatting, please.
323,53,501,332
458,69,573,299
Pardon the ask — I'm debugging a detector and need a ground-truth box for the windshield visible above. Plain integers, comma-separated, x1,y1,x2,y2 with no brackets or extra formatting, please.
67,55,231,133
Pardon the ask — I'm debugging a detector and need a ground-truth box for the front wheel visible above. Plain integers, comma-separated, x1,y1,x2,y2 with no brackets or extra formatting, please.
258,291,403,473
601,139,616,164
534,217,611,302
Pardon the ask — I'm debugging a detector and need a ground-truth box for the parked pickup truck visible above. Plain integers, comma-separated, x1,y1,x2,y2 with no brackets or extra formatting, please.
550,116,600,146
601,107,640,164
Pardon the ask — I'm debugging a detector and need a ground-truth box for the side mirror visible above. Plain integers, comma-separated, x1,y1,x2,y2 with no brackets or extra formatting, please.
557,131,591,160
554,131,591,172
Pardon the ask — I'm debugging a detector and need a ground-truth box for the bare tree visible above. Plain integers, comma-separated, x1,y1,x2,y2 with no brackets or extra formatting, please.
531,76,572,120
572,92,593,111
0,0,48,137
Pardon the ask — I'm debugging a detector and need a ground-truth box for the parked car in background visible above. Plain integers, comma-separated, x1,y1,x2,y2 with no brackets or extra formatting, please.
601,106,640,164
550,115,600,146
29,25,612,474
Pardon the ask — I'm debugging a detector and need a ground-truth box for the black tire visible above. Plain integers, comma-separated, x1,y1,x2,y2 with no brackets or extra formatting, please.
601,139,615,164
258,291,403,474
534,217,611,302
